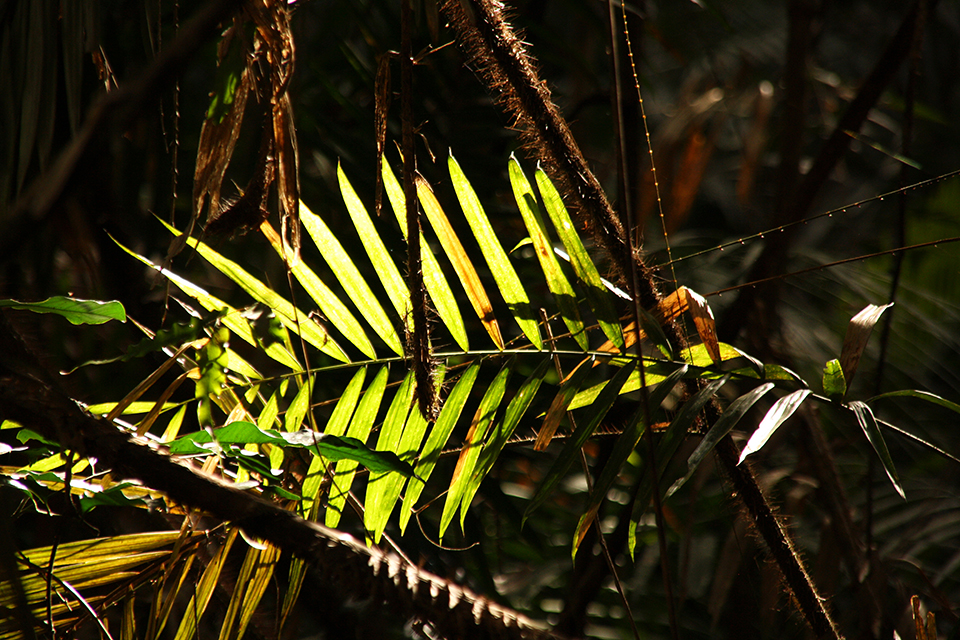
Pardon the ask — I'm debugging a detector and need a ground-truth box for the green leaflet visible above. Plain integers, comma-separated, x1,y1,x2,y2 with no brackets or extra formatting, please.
114,238,302,371
573,364,689,555
440,361,512,539
849,400,904,499
325,366,389,528
459,359,550,522
524,360,638,526
0,296,126,325
401,363,478,533
508,157,588,350
364,371,424,543
265,214,378,359
337,164,412,333
449,153,543,350
300,367,365,517
382,159,469,351
300,196,403,356
154,219,348,363
534,166,624,350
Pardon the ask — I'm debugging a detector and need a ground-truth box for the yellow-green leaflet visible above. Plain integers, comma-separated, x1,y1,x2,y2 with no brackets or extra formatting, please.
448,152,543,350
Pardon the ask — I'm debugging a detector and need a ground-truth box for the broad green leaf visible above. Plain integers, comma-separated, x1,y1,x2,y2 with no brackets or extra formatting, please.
114,238,302,371
167,420,414,477
299,197,403,356
822,359,847,399
440,361,512,539
401,363,478,532
524,360,637,525
0,296,125,325
382,160,468,351
155,218,348,363
449,153,543,349
460,359,550,521
508,158,588,350
262,220,378,359
534,166,624,350
573,364,689,553
738,389,812,464
365,371,415,542
338,164,411,331
849,400,905,499
326,366,389,528
417,175,503,349
666,382,775,498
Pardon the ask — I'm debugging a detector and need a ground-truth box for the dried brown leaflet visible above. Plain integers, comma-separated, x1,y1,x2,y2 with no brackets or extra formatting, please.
439,1,841,637
193,0,300,262
401,0,436,420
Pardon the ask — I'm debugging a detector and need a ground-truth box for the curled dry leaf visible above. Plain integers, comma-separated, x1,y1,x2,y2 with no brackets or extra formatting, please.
839,302,894,388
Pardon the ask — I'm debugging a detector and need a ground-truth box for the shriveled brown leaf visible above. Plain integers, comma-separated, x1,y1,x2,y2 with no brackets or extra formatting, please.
839,302,894,388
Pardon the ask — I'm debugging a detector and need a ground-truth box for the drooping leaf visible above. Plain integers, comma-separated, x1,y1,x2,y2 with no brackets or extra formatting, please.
401,362,478,532
508,158,588,350
417,174,503,349
440,361,512,539
0,296,125,325
535,165,624,350
849,400,905,499
572,364,689,554
449,153,543,349
822,358,847,399
382,160,468,350
867,389,960,416
666,382,775,498
738,389,812,464
839,303,894,388
524,360,637,525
